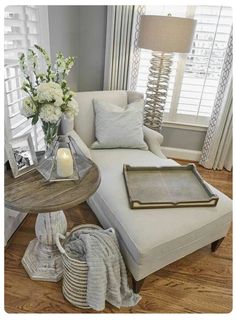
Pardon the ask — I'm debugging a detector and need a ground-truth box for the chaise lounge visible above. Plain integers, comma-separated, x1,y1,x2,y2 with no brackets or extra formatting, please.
61,90,232,293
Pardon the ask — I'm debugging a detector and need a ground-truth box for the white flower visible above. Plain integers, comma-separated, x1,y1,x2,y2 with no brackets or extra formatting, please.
53,91,64,107
37,73,47,81
37,82,63,106
56,61,66,73
39,104,62,123
27,50,37,67
18,53,27,73
65,98,79,118
21,97,37,117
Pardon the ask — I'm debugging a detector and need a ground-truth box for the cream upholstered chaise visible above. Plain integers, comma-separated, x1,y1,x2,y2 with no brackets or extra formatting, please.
61,90,232,293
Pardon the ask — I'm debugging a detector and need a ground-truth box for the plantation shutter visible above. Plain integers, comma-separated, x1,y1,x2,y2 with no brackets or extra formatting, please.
4,5,46,151
176,6,232,124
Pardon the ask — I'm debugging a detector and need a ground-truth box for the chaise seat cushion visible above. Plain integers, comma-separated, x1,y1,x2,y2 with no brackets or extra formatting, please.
88,149,232,280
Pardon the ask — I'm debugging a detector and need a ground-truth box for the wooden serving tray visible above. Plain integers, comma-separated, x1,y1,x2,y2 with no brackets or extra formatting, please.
123,164,219,209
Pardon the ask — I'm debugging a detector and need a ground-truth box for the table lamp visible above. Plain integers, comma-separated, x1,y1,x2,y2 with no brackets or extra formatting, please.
138,15,197,131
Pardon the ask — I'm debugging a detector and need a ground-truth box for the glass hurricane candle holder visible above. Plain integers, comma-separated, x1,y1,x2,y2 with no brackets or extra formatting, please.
37,135,93,182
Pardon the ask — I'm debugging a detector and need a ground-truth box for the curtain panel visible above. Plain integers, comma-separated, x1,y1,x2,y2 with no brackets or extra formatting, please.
199,29,233,171
103,6,144,90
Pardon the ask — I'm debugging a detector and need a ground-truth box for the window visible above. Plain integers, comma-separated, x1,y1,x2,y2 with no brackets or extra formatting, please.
135,6,232,126
4,5,50,151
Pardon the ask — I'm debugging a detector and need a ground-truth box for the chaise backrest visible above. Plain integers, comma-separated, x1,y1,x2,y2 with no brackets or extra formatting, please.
72,90,144,147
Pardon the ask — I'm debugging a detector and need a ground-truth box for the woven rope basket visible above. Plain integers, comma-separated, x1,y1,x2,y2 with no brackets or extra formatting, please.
56,224,102,309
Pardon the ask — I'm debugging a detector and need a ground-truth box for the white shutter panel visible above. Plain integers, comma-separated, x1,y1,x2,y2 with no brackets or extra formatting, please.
4,5,45,151
177,6,232,124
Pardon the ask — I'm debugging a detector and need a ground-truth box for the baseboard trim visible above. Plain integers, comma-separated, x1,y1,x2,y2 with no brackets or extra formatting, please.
161,146,202,162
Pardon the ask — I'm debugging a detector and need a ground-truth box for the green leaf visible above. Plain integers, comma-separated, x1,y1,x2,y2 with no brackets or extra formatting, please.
31,114,39,125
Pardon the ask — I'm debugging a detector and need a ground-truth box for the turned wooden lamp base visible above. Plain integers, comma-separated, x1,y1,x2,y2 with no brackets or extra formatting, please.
22,211,67,282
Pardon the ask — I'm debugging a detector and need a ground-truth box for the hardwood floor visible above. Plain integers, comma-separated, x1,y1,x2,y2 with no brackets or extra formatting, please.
4,161,232,313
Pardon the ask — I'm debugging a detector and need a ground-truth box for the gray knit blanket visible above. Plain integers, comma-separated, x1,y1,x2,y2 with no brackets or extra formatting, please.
65,227,141,311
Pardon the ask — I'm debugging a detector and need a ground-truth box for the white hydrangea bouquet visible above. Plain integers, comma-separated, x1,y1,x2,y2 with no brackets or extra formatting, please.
19,45,79,148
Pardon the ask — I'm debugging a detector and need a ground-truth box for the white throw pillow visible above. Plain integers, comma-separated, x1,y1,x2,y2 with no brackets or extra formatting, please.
91,99,148,150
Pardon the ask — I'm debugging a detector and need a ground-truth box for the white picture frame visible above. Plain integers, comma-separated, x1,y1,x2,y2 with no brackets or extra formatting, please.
5,133,38,178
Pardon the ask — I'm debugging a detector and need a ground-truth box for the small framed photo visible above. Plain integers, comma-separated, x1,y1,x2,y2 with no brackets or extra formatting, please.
5,133,38,178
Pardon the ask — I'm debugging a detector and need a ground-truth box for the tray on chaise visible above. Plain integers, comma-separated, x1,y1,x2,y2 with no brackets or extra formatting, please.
123,164,219,209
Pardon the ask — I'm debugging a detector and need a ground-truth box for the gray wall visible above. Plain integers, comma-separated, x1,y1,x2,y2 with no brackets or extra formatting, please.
48,6,107,92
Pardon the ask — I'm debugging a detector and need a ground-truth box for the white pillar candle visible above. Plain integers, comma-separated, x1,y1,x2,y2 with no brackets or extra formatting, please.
56,148,73,178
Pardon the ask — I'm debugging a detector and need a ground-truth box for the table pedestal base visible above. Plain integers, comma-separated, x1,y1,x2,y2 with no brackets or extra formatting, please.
22,240,63,282
22,210,67,282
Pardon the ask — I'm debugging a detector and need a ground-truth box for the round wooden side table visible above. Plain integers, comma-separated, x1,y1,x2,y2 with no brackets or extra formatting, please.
5,163,100,282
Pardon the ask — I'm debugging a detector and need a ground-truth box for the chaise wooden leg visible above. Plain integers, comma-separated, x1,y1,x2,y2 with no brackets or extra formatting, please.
211,237,225,252
132,276,145,293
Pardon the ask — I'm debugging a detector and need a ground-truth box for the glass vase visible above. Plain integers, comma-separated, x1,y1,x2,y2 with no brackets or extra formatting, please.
42,119,61,150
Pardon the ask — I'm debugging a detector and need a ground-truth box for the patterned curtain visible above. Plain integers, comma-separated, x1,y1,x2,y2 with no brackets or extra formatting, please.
128,5,145,90
199,29,233,170
103,6,145,90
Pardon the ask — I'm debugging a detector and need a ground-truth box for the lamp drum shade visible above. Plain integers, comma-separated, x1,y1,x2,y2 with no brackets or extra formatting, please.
138,15,197,53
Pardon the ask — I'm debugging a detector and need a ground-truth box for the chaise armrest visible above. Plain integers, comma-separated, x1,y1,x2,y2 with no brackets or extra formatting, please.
67,130,92,160
143,126,166,159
